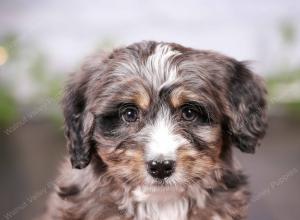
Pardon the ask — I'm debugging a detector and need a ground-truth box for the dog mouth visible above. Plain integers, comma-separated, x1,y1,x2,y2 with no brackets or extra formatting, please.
141,175,187,194
150,178,170,186
142,167,188,189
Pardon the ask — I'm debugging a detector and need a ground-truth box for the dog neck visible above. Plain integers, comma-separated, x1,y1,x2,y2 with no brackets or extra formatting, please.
118,184,207,220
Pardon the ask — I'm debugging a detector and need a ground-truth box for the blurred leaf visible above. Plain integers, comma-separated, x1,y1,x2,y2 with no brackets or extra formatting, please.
267,66,300,110
0,86,19,126
0,33,21,61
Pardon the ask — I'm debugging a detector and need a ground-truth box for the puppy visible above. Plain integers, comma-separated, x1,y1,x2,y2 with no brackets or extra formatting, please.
42,41,267,220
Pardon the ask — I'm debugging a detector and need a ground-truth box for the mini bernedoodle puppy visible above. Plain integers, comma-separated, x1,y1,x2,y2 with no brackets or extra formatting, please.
42,41,267,220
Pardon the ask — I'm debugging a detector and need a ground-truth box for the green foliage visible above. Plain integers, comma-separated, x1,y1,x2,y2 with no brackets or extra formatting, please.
267,68,300,88
266,20,300,116
0,33,20,60
267,68,300,116
0,85,19,126
0,32,65,127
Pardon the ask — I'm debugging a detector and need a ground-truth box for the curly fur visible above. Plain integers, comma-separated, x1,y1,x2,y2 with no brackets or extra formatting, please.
41,41,267,220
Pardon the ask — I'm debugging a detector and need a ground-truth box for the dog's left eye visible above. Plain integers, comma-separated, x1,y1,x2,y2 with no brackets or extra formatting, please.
120,105,139,123
181,104,211,124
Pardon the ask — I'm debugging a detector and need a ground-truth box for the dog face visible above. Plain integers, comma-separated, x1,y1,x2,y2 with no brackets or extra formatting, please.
63,41,267,189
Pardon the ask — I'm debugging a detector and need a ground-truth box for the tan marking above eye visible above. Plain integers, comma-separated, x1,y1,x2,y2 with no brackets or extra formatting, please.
134,92,150,110
118,80,150,110
170,87,199,108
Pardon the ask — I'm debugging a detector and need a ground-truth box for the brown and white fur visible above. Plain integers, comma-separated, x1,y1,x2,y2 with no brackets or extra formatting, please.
42,41,267,220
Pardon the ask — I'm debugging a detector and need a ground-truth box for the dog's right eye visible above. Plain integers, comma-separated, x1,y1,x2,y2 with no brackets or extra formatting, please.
181,106,198,121
120,105,139,123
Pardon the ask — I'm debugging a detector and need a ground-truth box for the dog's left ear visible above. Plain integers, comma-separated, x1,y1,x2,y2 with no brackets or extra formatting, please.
226,61,267,153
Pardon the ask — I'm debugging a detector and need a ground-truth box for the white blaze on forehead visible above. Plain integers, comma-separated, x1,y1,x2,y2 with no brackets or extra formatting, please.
145,108,187,160
145,44,181,89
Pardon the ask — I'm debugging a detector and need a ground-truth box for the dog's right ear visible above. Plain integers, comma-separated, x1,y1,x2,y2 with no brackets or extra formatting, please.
62,70,93,169
62,53,107,169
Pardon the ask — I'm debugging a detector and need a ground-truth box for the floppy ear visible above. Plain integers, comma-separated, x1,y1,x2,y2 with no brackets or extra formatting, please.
226,61,267,153
62,70,95,169
62,53,108,169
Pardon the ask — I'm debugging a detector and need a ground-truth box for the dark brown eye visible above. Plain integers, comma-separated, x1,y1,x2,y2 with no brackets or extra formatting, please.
181,106,197,121
181,104,211,124
120,106,139,123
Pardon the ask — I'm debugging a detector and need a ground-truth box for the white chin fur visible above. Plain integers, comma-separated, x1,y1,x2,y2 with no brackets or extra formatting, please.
120,184,207,220
132,185,189,220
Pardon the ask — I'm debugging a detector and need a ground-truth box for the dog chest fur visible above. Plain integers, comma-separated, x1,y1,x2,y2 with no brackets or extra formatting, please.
117,185,208,220
131,187,188,220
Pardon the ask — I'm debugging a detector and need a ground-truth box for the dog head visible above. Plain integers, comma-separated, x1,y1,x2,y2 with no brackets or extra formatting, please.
62,41,267,188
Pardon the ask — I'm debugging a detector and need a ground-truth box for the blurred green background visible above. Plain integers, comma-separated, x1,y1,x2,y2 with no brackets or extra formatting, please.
0,1,299,220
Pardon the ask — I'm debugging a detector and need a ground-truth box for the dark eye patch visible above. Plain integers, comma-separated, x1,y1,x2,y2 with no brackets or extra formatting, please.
96,111,121,136
95,103,140,136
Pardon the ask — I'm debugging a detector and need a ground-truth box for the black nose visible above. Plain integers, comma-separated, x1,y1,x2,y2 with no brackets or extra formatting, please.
147,160,175,179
